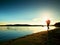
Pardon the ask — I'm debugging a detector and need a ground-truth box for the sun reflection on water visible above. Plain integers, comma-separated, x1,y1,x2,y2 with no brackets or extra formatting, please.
0,26,56,33
43,26,48,30
30,26,56,33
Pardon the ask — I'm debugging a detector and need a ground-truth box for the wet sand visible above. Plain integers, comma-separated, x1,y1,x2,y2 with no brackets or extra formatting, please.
0,27,60,45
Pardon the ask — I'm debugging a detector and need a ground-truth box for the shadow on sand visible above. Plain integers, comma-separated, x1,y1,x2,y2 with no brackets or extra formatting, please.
48,27,60,45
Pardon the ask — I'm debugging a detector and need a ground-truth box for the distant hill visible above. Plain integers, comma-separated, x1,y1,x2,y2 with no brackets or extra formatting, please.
0,24,43,26
0,24,54,26
54,22,60,27
6,24,30,26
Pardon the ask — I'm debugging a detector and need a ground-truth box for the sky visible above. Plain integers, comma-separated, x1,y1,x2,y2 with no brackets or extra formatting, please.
0,0,60,25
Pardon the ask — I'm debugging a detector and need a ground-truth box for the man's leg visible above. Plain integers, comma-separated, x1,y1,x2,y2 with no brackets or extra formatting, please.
47,24,49,29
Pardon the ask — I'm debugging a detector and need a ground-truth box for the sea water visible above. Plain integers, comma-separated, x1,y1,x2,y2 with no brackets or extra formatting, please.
0,26,55,42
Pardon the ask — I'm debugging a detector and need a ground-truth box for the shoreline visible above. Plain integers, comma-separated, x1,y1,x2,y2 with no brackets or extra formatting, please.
0,27,60,45
0,31,48,45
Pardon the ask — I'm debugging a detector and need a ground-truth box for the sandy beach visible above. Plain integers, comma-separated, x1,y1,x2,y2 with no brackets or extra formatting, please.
0,27,60,45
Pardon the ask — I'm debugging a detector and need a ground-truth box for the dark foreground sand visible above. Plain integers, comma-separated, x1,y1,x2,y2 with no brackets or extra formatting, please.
0,27,60,45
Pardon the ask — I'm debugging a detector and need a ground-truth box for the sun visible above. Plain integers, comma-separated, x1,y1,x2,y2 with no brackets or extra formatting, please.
39,10,53,25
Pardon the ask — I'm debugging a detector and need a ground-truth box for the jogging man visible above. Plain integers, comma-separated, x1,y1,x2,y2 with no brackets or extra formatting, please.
46,19,50,29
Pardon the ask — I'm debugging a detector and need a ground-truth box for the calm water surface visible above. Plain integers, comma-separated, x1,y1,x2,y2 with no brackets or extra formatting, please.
0,26,55,42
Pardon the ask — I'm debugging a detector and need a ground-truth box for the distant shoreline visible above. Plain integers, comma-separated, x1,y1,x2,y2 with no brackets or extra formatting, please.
0,24,54,26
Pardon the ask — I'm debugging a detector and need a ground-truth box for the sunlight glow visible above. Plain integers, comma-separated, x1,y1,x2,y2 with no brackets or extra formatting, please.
33,10,53,25
0,22,6,25
40,10,52,25
29,27,47,33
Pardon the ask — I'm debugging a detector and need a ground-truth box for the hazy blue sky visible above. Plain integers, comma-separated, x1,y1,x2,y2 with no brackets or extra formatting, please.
0,0,60,25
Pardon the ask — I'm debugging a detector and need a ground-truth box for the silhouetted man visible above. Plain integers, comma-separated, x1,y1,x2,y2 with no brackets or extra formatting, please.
46,19,50,29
